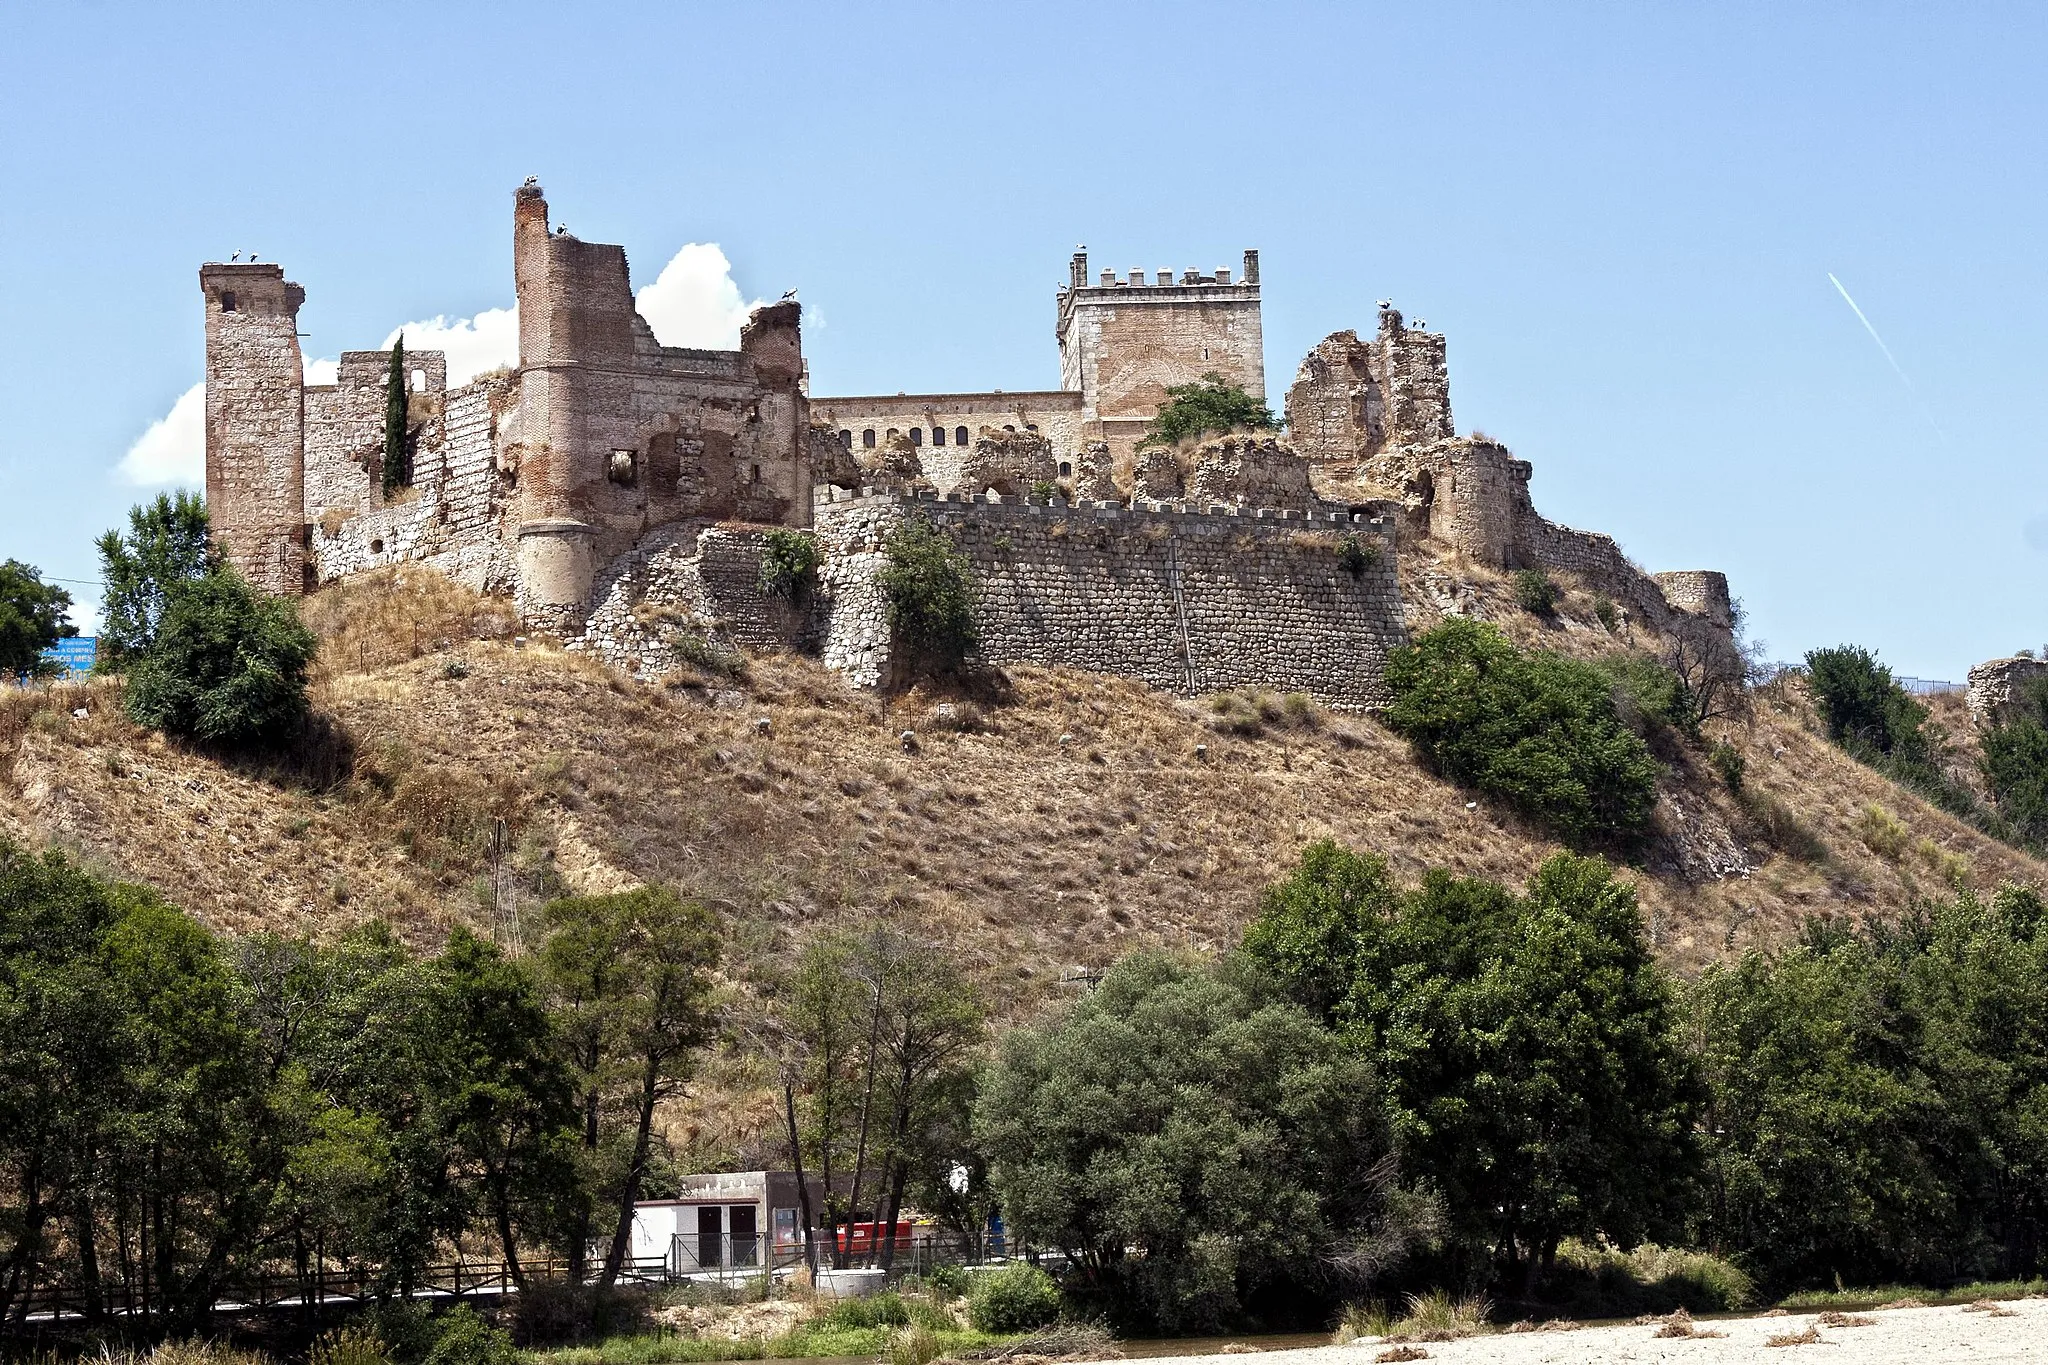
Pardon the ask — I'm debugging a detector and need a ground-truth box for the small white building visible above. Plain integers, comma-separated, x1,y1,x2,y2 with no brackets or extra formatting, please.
627,1171,813,1274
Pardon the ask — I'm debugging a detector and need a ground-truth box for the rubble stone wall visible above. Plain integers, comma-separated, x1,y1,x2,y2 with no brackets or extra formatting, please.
1968,656,2048,729
811,490,1404,707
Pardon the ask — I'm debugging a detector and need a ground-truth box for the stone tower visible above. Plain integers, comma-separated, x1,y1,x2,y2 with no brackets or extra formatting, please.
1056,248,1264,464
199,262,308,594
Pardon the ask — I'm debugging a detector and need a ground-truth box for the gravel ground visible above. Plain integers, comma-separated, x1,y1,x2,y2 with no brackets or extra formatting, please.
1136,1299,2048,1365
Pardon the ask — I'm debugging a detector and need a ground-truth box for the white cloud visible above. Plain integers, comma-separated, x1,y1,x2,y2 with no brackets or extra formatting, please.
117,382,205,487
117,244,758,487
634,243,763,349
377,305,518,386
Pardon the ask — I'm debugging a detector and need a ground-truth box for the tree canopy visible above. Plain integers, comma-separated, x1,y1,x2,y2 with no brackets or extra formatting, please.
1244,841,1702,1287
0,559,76,678
95,491,213,665
123,566,317,745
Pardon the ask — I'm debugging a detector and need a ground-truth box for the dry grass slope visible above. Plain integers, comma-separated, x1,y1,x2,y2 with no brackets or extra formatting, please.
3,557,2043,1157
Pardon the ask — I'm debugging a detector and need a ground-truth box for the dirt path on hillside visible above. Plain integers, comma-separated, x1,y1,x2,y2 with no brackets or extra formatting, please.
1137,1299,2047,1365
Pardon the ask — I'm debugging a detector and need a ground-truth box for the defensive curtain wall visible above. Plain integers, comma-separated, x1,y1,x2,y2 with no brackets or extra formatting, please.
571,488,1404,710
199,183,1733,705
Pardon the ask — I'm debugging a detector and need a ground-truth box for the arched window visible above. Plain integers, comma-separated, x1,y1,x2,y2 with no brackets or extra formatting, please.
840,429,853,448
955,426,969,446
1002,424,1015,432
1058,461,1072,476
220,291,237,313
931,426,946,447
910,427,923,447
862,428,876,449
411,369,426,392
1026,423,1040,433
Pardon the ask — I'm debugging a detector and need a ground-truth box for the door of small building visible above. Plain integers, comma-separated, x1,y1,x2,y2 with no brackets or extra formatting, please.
729,1205,759,1267
697,1205,723,1270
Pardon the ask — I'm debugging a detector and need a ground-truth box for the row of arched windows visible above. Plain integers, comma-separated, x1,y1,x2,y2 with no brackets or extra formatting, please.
838,423,1042,450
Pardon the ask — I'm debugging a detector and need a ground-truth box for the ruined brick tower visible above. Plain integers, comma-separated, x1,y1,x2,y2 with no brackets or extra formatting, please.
1058,249,1265,464
198,262,309,594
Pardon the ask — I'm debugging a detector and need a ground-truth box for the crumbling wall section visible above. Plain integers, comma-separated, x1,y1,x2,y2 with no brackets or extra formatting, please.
569,522,817,677
1968,656,2048,729
811,490,1403,708
309,375,516,594
1184,433,1317,510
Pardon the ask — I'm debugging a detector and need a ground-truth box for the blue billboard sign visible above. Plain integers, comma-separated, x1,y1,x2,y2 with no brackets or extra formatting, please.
39,636,98,680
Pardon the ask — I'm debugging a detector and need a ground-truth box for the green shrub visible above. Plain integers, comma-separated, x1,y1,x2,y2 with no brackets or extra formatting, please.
1593,594,1620,633
919,1264,971,1300
1805,645,2004,835
1029,480,1058,501
1710,740,1746,792
878,515,978,673
1383,619,1661,847
968,1262,1062,1333
671,626,748,679
1138,373,1277,449
422,1306,516,1365
123,567,317,746
1511,569,1561,616
1550,1240,1755,1315
1337,534,1379,577
1598,652,1697,741
758,528,823,600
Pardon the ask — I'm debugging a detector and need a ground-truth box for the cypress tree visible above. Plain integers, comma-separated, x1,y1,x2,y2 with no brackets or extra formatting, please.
382,335,409,494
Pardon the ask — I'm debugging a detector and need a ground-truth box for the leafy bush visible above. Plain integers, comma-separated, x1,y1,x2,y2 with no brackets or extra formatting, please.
422,1305,516,1365
1338,534,1379,577
1593,595,1620,633
1710,740,1746,792
919,1264,971,1300
1510,569,1560,616
879,515,978,674
968,1262,1063,1333
1138,373,1278,449
123,566,317,745
1383,619,1661,847
1855,803,1912,860
1029,480,1059,501
758,528,823,600
671,626,748,679
1598,652,1697,742
1805,645,2002,834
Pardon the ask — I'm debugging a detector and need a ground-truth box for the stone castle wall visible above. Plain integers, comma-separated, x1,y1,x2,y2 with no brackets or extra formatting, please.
811,490,1403,707
200,263,308,595
310,375,517,594
1968,656,2048,729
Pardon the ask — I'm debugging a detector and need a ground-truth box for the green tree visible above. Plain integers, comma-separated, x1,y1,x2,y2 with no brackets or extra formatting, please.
1804,644,1995,830
0,842,126,1323
1382,618,1661,847
1691,886,2048,1291
878,515,978,675
1139,374,1277,449
123,566,317,745
0,559,77,679
975,953,1409,1332
1244,842,1703,1291
434,929,580,1288
384,336,411,495
537,886,720,1287
95,492,213,665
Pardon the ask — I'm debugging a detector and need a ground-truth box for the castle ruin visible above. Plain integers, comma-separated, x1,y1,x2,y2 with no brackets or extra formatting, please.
198,184,1731,706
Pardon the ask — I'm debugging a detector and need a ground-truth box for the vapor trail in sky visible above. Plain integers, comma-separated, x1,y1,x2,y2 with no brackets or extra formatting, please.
1827,272,1951,448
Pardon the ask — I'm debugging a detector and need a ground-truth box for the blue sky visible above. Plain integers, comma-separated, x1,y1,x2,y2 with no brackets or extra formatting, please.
1,1,2041,678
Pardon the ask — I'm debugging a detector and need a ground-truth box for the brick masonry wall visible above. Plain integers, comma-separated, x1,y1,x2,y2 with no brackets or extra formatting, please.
310,375,515,593
812,490,1404,708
